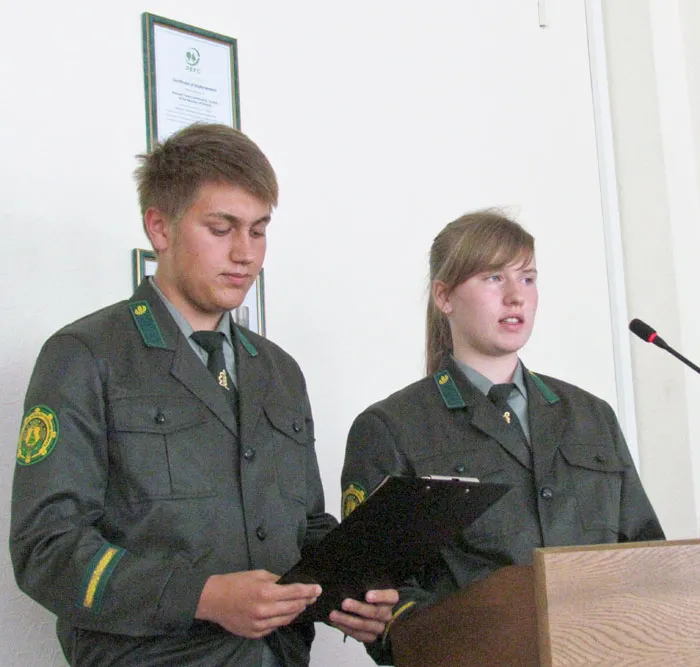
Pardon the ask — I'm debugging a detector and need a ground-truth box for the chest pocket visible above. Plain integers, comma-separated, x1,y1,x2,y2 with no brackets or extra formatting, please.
559,443,626,531
110,397,227,500
412,447,504,482
263,404,309,504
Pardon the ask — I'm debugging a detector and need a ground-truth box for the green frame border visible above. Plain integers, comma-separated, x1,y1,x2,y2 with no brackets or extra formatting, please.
131,248,266,337
141,12,241,150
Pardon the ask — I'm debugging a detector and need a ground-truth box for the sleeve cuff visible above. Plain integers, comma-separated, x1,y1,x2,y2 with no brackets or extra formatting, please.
382,600,417,646
155,558,211,632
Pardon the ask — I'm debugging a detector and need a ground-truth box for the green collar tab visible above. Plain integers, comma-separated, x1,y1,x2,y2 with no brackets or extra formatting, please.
433,369,466,409
529,370,560,404
129,301,167,349
235,327,258,357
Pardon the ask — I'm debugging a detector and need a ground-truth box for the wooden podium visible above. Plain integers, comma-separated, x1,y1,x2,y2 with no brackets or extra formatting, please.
391,539,700,666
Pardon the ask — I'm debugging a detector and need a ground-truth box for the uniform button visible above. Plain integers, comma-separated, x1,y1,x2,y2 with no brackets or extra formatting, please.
594,454,606,464
256,526,267,541
292,420,302,433
155,412,166,424
243,447,256,460
540,487,554,500
455,464,466,474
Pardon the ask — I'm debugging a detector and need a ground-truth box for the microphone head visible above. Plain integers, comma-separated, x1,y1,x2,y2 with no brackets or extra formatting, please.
629,318,657,342
629,318,668,349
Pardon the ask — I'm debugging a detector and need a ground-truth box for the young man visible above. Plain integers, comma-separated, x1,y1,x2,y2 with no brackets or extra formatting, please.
341,210,664,664
11,123,397,666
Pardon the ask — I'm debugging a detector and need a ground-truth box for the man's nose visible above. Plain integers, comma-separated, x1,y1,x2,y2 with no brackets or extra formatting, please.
229,231,253,263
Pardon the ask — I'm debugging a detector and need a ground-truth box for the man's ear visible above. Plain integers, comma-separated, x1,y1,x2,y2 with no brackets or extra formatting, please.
432,280,453,315
144,208,173,253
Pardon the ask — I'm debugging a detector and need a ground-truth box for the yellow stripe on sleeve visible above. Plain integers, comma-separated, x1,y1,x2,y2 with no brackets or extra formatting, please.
83,547,118,609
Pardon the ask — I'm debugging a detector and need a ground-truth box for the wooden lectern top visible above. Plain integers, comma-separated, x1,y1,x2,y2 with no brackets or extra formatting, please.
391,539,700,667
535,538,700,666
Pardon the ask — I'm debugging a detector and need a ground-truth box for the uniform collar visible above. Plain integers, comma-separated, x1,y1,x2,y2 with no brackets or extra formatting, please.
452,355,528,400
434,354,557,409
148,277,234,347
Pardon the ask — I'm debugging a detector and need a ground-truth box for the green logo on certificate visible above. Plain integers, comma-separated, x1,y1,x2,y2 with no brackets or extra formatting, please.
185,47,200,67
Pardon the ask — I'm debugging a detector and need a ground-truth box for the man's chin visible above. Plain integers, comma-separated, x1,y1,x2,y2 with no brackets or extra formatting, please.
217,288,251,312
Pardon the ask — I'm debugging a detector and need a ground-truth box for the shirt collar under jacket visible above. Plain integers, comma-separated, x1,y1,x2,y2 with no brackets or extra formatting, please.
452,355,528,402
148,276,233,345
147,278,237,387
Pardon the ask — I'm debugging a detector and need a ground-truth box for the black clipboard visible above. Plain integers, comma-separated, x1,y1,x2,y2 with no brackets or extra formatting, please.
279,475,510,621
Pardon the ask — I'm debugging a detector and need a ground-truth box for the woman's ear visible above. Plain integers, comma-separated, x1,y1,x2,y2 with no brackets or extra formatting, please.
432,281,453,314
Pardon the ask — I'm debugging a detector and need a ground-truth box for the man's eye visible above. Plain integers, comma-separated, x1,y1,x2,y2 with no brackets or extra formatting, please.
251,229,266,238
486,274,502,282
210,227,229,236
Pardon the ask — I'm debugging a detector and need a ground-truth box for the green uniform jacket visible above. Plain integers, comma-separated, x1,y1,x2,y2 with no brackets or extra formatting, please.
11,280,337,666
341,355,664,664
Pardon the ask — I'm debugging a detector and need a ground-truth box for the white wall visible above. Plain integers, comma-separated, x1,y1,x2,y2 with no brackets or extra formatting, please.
1,1,694,665
603,0,699,540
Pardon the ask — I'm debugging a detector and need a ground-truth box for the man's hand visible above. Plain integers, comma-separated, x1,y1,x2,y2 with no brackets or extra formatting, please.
195,570,321,638
328,589,400,643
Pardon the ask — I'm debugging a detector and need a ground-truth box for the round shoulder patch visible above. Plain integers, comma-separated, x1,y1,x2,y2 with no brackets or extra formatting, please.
17,406,59,466
342,483,366,519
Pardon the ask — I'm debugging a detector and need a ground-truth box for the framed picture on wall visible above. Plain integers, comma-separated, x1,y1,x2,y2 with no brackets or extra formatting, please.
131,248,266,337
133,248,157,287
142,12,240,149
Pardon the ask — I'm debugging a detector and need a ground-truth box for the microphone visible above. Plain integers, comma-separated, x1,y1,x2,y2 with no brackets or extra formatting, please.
629,318,700,375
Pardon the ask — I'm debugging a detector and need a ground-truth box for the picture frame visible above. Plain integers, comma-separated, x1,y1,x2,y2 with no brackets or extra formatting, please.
131,248,266,337
132,248,157,288
142,12,240,149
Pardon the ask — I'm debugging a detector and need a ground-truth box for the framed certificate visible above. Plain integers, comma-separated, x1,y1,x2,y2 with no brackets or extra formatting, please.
132,249,266,337
142,12,240,148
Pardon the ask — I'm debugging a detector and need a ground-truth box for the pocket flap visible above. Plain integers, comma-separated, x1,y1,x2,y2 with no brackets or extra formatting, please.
111,397,207,434
560,444,626,473
263,404,308,444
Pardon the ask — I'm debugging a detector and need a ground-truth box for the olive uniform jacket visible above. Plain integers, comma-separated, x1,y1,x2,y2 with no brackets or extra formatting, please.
341,355,664,664
11,279,337,666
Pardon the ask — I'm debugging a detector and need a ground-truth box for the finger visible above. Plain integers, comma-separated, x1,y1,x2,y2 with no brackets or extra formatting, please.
251,569,282,582
253,598,317,622
339,598,393,622
254,611,307,632
329,619,382,644
272,582,322,602
246,604,313,637
365,589,400,606
329,610,386,638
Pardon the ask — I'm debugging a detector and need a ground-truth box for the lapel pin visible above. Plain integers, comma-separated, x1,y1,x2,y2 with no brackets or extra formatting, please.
218,370,230,390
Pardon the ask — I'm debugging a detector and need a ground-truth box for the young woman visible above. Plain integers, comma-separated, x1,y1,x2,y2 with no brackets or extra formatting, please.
341,209,664,663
